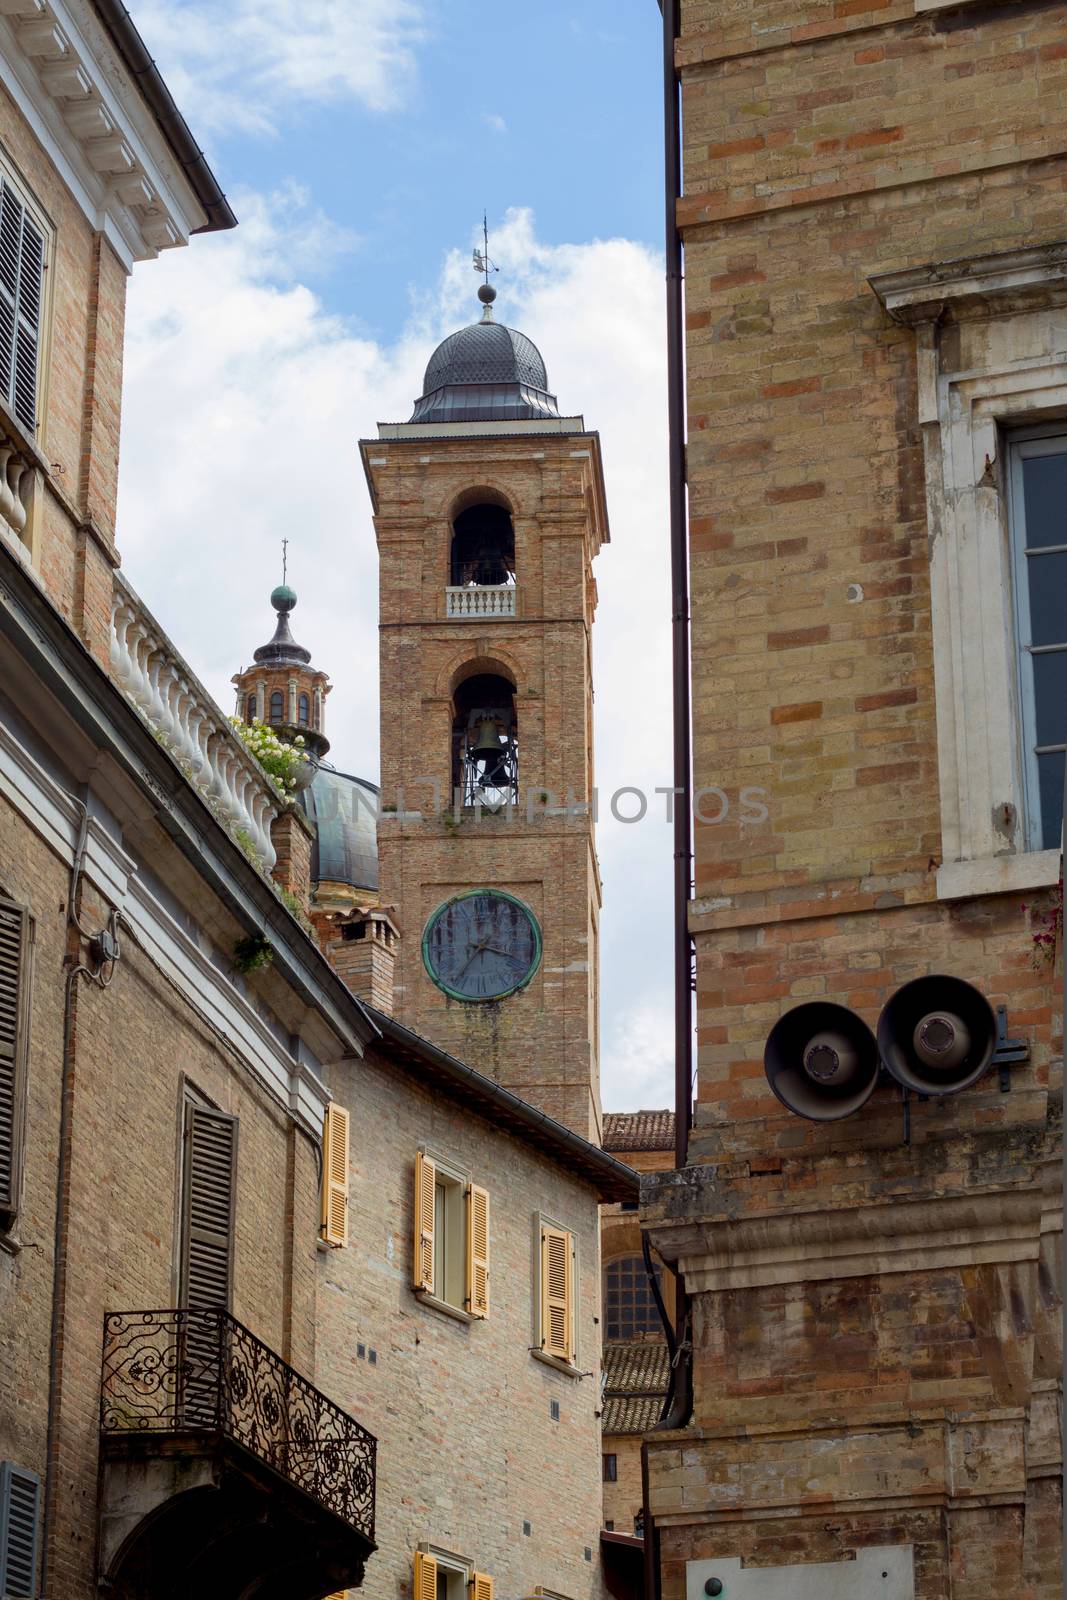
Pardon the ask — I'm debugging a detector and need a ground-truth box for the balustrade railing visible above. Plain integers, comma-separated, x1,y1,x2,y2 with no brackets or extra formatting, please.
110,576,279,868
101,1309,376,1541
0,405,39,545
445,584,517,619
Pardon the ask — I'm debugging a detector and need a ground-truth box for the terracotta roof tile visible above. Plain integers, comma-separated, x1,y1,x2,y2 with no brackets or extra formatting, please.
602,1109,676,1153
602,1394,664,1435
602,1342,671,1395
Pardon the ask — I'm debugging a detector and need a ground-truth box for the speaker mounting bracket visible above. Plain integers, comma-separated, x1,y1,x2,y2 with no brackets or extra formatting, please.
992,1004,1030,1092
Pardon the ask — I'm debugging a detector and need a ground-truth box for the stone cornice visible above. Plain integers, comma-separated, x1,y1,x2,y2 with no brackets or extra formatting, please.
870,240,1067,325
0,0,206,267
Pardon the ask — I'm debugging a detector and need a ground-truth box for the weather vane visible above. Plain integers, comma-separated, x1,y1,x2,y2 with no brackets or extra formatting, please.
472,212,499,284
281,537,288,585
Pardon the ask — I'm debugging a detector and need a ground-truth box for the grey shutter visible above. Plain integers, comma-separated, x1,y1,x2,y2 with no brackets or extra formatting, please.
180,1103,237,1310
0,1462,40,1599
0,899,30,1221
0,179,44,433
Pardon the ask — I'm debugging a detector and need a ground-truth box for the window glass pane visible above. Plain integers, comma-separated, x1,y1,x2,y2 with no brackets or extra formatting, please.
1026,552,1067,649
1032,652,1067,749
1036,752,1065,851
269,691,284,722
1020,453,1067,549
605,1255,661,1341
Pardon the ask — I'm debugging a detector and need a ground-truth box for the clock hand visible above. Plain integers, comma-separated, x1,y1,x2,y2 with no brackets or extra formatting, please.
484,945,524,967
456,939,489,980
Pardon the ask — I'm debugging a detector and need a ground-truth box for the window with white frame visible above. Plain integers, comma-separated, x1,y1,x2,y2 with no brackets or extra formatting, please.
1007,428,1067,853
0,165,47,435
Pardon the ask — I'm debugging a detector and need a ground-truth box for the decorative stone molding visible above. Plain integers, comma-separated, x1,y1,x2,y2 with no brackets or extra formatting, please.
445,584,517,619
0,399,43,548
0,0,204,267
110,575,280,869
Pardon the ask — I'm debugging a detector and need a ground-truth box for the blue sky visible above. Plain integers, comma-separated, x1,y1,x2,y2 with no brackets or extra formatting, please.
118,0,676,1112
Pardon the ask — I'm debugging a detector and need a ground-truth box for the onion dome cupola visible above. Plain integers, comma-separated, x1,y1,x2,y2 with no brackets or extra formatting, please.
410,284,560,425
232,584,332,761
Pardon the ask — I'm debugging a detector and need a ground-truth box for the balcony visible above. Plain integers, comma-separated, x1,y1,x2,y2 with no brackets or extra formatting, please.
445,584,516,620
99,1309,376,1599
110,575,281,869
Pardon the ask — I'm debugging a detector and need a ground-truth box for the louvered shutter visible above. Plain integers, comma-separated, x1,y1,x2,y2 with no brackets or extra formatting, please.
414,1550,437,1600
0,899,30,1222
413,1151,435,1292
0,1462,40,1600
0,180,44,434
180,1103,237,1310
541,1224,574,1362
466,1183,490,1317
470,1574,493,1600
321,1102,350,1247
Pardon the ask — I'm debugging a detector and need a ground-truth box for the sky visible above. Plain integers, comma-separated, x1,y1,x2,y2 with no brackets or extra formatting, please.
116,0,674,1112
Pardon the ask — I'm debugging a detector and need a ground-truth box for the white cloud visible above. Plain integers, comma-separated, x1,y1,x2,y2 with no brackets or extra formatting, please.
481,113,508,134
118,201,673,1111
132,0,427,134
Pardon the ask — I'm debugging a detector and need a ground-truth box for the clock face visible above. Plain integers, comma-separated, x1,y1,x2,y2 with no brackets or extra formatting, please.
422,890,542,1002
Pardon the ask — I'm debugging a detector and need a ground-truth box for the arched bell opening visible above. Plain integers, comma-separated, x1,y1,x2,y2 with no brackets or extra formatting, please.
452,672,518,808
450,503,515,588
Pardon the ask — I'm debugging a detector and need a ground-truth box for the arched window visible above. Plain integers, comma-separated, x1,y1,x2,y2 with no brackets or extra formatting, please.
269,690,284,724
452,672,517,808
298,693,310,726
450,503,515,587
604,1255,661,1342
245,693,257,722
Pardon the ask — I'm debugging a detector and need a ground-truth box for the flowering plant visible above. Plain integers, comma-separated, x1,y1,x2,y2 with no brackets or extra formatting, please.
230,717,308,798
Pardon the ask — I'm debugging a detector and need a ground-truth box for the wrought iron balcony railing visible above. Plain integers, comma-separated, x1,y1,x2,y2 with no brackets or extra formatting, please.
101,1309,376,1542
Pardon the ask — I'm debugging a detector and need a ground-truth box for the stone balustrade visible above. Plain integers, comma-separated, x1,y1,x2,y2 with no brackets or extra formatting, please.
0,408,39,545
110,576,279,868
445,584,517,619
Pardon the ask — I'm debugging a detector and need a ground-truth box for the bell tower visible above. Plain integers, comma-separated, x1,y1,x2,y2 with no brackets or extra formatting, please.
360,281,609,1141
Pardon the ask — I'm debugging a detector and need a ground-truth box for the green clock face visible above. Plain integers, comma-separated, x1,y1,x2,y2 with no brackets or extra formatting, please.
422,890,542,1002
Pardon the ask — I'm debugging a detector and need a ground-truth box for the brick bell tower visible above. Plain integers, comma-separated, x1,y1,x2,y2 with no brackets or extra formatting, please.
360,279,609,1141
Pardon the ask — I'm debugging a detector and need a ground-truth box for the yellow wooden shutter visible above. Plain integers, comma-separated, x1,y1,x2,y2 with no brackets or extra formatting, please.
414,1551,437,1600
470,1574,493,1600
414,1152,436,1292
541,1224,574,1362
321,1102,350,1247
466,1183,490,1317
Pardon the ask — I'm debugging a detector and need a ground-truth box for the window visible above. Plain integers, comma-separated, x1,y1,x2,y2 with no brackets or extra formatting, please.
603,1454,618,1483
0,171,46,435
414,1549,491,1600
604,1255,661,1342
1008,430,1066,852
298,692,310,726
0,1461,40,1599
179,1096,237,1310
245,693,257,722
269,690,284,724
413,1151,490,1317
452,672,518,809
450,502,515,586
320,1102,349,1247
536,1217,576,1365
0,895,32,1231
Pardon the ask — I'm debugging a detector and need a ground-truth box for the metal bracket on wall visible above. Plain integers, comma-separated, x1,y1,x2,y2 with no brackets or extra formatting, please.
992,1003,1030,1092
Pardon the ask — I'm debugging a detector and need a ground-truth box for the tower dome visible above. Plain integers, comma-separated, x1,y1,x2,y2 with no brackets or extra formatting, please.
411,286,560,424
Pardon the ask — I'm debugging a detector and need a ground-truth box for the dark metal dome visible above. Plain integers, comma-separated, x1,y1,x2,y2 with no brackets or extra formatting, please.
411,305,560,424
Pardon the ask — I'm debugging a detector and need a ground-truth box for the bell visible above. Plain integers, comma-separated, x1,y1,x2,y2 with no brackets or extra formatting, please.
471,718,503,771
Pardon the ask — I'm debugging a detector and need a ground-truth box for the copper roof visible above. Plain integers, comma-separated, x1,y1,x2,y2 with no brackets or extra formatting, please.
602,1110,676,1153
601,1342,670,1436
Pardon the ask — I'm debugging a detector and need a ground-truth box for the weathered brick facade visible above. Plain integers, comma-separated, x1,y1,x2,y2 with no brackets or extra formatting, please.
643,0,1064,1594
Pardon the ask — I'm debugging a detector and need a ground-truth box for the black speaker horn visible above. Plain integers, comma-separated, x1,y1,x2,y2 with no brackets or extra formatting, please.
764,1001,881,1121
877,974,996,1096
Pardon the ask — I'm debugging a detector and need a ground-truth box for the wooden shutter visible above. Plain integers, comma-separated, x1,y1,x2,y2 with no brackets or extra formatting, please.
321,1102,350,1247
0,1461,40,1599
413,1151,435,1292
470,1574,493,1600
0,899,30,1222
180,1102,237,1309
0,179,44,433
414,1550,437,1600
466,1183,490,1317
541,1224,574,1362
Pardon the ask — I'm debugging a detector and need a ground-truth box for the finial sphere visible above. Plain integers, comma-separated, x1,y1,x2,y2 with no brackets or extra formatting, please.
271,583,297,612
477,282,497,305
